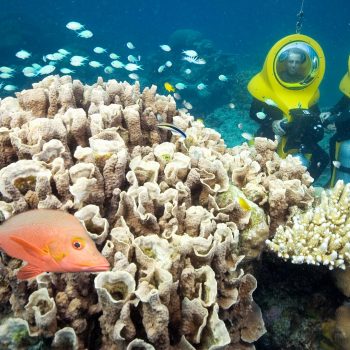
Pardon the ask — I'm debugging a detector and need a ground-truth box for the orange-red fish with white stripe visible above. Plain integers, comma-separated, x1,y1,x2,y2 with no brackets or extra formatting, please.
0,209,110,280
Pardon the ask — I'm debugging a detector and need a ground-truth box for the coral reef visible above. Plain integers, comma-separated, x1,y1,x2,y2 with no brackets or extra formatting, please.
0,75,317,349
333,303,350,350
254,254,344,350
266,180,350,271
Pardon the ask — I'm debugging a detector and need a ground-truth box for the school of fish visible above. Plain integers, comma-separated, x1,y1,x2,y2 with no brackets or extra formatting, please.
0,20,231,114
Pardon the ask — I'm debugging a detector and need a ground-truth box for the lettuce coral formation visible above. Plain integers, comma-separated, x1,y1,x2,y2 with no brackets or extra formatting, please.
0,75,316,349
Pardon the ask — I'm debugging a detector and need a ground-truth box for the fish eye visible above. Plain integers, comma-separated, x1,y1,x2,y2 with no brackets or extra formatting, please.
72,237,85,250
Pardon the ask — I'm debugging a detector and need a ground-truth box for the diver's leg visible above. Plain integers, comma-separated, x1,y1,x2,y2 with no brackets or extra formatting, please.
329,133,338,174
307,144,330,181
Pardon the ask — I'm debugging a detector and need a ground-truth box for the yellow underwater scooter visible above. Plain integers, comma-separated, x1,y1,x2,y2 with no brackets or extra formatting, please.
248,33,325,164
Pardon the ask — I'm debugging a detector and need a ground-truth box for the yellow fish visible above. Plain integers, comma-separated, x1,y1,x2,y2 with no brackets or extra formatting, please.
238,196,251,211
164,82,175,93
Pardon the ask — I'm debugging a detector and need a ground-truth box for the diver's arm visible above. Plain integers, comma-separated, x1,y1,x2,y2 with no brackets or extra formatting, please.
330,95,350,115
309,103,321,115
249,99,265,124
249,98,282,125
326,95,350,124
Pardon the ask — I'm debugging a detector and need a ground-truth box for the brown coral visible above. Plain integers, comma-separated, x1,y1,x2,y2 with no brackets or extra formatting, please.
0,76,314,350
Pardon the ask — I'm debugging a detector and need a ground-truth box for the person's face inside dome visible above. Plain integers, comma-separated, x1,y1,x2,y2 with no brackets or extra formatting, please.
286,53,302,76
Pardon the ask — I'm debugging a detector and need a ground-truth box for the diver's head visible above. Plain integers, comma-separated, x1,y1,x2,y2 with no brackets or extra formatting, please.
286,48,305,76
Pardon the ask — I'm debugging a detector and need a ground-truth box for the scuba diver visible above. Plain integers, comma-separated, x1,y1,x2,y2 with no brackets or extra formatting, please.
321,56,350,186
248,34,329,181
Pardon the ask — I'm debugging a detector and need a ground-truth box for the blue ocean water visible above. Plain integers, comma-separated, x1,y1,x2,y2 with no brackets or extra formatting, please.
0,0,349,151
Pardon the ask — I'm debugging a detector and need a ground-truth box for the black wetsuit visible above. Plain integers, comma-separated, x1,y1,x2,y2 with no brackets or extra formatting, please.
324,94,350,174
250,98,283,139
249,98,329,180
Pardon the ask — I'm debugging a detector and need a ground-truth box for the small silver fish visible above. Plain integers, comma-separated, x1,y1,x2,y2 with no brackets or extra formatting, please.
0,73,13,79
127,54,139,63
128,73,139,80
109,53,120,60
0,66,15,73
104,66,114,74
16,50,31,59
94,47,107,54
126,42,135,49
37,65,56,75
78,30,93,38
160,45,171,52
4,85,17,91
60,68,75,74
158,65,166,73
111,60,124,69
58,49,71,56
124,63,142,71
89,61,103,68
256,111,267,120
197,83,207,90
241,132,253,141
182,100,193,110
175,83,186,90
182,50,198,57
333,161,341,169
66,21,84,31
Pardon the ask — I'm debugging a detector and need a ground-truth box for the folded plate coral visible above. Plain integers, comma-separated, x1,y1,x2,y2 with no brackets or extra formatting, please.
0,75,315,349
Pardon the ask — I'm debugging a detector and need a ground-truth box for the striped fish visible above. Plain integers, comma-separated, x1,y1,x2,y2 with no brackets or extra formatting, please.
157,123,187,138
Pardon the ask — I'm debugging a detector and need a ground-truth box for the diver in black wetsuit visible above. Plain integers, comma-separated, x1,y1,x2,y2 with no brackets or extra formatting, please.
322,94,350,183
249,97,329,181
320,55,350,185
249,97,283,140
247,36,329,181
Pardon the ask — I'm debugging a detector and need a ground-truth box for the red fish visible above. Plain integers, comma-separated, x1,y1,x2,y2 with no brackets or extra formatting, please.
0,209,110,280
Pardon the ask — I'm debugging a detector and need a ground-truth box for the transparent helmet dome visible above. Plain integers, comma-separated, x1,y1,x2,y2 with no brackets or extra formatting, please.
274,42,320,89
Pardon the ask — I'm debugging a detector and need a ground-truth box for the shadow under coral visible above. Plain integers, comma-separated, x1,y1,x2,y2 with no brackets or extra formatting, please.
253,252,345,350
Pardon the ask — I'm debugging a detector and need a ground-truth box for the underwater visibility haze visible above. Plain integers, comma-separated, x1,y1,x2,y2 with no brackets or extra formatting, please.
0,0,350,349
0,0,349,147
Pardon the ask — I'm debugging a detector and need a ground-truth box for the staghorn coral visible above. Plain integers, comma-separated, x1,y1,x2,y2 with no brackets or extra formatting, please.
266,180,350,272
0,75,322,349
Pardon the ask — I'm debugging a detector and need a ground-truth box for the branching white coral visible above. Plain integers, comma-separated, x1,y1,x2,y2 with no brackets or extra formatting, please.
266,180,350,270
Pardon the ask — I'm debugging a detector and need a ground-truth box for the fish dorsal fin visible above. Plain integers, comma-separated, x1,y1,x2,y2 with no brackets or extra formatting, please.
10,236,50,259
17,264,44,280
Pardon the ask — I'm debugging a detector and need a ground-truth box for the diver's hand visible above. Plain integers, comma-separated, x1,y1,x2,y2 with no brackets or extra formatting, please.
272,119,287,136
326,123,336,132
320,111,331,123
